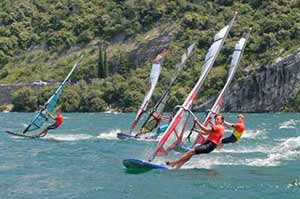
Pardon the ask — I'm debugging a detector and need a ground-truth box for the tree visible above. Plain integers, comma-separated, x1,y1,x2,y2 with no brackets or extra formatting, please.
12,87,38,112
104,48,109,77
98,41,109,78
118,52,127,74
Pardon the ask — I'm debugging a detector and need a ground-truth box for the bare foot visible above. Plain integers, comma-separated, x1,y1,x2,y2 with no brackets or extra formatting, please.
166,161,176,168
37,129,47,137
38,132,46,137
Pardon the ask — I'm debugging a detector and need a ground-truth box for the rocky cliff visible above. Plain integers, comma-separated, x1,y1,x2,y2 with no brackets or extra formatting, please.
223,50,300,112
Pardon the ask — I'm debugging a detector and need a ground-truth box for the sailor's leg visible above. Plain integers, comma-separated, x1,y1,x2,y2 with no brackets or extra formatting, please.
37,128,48,137
221,134,237,144
170,141,216,167
167,149,195,169
174,150,195,169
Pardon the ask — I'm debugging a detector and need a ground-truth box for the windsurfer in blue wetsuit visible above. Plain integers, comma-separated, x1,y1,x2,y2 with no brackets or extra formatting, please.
136,112,170,138
145,124,169,139
144,112,170,139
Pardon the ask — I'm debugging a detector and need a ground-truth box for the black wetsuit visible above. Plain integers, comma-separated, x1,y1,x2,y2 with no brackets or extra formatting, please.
47,123,59,130
221,134,237,144
194,141,217,154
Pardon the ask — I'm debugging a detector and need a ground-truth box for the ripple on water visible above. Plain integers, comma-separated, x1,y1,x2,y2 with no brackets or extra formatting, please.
288,179,300,188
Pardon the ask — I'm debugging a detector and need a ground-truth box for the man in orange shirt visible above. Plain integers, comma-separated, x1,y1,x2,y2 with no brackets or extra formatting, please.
37,109,64,137
167,113,224,169
221,114,245,145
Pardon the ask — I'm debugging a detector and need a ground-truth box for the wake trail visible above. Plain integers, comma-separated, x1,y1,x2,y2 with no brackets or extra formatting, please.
182,136,300,169
44,134,93,141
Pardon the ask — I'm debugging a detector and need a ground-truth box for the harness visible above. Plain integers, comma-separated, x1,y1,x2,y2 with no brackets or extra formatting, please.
232,129,242,140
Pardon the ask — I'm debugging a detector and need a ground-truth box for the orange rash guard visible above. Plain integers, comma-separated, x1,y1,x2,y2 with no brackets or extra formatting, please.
55,112,63,126
207,124,224,145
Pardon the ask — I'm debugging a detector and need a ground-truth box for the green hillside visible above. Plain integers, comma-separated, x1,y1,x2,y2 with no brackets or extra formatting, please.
1,0,300,112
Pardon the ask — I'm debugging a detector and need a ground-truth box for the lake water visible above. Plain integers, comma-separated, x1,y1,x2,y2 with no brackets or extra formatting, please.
1,112,300,199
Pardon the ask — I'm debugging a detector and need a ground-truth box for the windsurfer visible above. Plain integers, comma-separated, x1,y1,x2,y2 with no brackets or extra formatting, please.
220,114,245,145
166,113,224,169
153,112,170,121
145,124,169,139
136,112,170,138
37,109,64,137
147,113,170,138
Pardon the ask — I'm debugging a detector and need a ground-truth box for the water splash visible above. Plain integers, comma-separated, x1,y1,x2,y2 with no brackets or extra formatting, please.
243,128,266,139
104,111,122,115
97,129,122,140
279,119,297,129
238,136,300,167
287,179,300,188
179,136,300,169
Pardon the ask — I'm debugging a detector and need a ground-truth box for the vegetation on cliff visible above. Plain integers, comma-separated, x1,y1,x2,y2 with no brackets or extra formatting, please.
1,0,300,112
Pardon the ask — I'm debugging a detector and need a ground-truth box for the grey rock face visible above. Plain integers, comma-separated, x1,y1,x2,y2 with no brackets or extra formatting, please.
223,50,300,112
128,25,176,66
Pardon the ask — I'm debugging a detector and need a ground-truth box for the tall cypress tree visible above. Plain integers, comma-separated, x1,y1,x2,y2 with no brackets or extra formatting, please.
104,49,109,77
118,52,127,74
98,41,109,78
98,41,104,78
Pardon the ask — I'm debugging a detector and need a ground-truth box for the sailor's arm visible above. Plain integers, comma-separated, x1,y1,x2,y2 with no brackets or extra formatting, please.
193,128,209,135
224,121,234,128
48,112,55,120
194,118,212,133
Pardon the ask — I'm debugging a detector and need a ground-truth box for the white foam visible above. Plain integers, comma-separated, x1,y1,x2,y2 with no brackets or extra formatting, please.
183,156,220,169
45,134,93,141
273,136,300,151
97,129,122,140
242,129,266,139
104,111,121,115
245,151,300,167
245,156,280,167
220,145,270,154
279,119,297,129
178,136,300,169
287,179,300,188
181,155,245,169
236,136,300,167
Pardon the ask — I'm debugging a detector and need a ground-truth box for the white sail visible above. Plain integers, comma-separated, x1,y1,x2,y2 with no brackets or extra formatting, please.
129,49,166,134
137,43,196,136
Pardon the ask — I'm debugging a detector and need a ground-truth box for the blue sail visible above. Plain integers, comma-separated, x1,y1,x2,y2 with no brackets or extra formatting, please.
22,55,84,134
